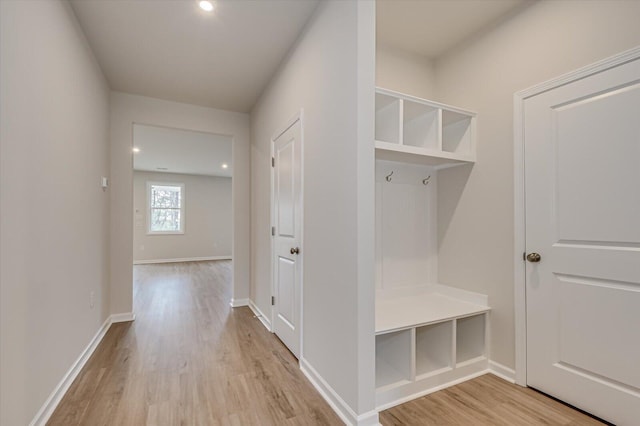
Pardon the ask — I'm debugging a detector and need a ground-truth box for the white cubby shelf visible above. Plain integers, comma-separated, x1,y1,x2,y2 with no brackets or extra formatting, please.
375,285,490,410
374,87,476,168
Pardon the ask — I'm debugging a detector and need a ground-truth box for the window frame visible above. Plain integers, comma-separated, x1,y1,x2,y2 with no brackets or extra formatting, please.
146,181,185,235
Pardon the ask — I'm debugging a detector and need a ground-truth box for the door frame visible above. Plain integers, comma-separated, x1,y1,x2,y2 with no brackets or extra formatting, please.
513,45,640,386
270,110,304,358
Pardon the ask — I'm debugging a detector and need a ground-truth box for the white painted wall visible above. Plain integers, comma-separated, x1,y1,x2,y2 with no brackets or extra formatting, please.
133,171,232,262
376,44,435,99
0,1,110,424
250,1,377,422
433,0,640,371
110,93,250,314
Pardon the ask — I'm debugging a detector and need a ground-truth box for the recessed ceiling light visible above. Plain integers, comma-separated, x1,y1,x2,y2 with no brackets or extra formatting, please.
199,1,214,12
221,163,228,169
132,147,140,153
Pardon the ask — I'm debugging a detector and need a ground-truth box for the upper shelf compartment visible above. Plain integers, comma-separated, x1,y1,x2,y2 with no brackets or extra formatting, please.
375,88,476,168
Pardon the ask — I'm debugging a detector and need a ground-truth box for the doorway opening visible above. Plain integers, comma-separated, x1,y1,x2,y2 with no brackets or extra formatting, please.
132,124,233,306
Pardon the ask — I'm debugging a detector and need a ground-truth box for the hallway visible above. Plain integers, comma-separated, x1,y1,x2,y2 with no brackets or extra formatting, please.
48,261,341,425
46,260,608,425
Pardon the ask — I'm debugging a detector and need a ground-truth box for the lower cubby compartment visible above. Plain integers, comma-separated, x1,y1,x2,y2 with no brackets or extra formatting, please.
456,314,486,365
375,355,488,410
415,322,452,377
376,329,413,389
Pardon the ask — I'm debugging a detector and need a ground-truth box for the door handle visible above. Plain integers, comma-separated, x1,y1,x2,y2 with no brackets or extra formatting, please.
290,247,300,255
526,252,541,263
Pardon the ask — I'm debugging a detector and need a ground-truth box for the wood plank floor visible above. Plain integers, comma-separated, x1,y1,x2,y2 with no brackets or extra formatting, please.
49,260,606,425
48,260,342,425
380,374,606,426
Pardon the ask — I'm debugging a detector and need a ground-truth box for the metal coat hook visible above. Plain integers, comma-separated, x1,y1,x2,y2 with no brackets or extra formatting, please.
423,176,431,185
385,171,394,182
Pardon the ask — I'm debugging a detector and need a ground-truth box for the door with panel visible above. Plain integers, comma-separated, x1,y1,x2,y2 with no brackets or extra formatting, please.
524,56,640,425
272,118,302,358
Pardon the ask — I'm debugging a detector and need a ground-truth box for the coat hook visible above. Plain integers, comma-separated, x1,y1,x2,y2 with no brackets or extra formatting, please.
385,171,394,182
423,176,431,185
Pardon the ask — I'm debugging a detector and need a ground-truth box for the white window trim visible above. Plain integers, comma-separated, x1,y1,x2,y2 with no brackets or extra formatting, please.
146,181,185,235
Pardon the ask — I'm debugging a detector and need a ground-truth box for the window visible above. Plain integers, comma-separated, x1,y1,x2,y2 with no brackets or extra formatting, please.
147,182,184,234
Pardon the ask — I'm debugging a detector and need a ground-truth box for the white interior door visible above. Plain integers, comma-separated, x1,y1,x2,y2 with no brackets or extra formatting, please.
272,118,302,358
524,57,640,425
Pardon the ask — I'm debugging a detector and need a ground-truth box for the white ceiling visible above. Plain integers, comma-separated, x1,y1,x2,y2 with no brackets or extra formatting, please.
70,0,319,113
133,124,233,177
377,0,528,58
71,0,529,114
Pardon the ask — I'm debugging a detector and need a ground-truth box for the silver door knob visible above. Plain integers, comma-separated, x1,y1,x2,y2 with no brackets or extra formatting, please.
526,252,541,263
290,247,300,255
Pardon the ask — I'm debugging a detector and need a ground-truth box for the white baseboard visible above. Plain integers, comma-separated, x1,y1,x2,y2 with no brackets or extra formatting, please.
489,360,516,383
29,314,122,426
111,312,136,323
300,358,380,426
133,256,231,265
356,411,380,426
30,313,136,425
229,298,249,308
248,299,272,332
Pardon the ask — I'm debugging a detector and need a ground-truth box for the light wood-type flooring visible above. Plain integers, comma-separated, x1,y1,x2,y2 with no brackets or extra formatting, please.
49,260,606,425
48,260,341,425
380,373,606,426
